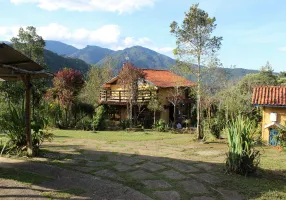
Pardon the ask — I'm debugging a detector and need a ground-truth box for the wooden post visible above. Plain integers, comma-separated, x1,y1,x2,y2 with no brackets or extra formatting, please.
22,75,33,157
119,91,121,102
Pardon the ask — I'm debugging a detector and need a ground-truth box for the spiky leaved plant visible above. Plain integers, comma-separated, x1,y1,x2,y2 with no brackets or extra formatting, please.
225,115,260,175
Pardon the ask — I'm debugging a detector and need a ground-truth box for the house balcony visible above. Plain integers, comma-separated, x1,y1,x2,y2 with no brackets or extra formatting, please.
99,90,153,105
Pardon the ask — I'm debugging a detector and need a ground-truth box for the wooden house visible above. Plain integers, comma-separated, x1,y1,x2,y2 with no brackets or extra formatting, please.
99,63,196,127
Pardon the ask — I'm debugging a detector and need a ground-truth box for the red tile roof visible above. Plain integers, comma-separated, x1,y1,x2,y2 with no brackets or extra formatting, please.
103,66,195,88
142,69,195,88
252,86,286,107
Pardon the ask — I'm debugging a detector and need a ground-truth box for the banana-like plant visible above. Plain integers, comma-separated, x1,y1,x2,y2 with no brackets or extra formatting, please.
225,115,260,175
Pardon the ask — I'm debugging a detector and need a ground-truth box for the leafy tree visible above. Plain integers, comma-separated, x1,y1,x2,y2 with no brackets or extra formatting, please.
80,55,115,106
219,62,277,121
147,96,162,125
92,105,107,131
278,71,286,85
170,4,223,139
167,84,183,127
48,68,84,127
238,62,277,95
200,58,228,118
0,26,48,113
0,26,48,156
11,26,45,65
118,63,145,128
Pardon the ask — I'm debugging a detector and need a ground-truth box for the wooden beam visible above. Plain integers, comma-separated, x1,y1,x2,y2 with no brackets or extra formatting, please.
0,64,53,76
22,75,33,157
3,60,31,65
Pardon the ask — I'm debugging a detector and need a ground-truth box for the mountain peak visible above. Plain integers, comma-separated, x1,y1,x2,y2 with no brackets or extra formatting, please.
71,45,114,64
45,40,79,56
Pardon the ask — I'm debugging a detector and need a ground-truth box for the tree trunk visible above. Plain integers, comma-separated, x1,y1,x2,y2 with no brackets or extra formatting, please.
129,102,133,128
23,75,33,157
65,107,68,128
197,56,202,139
153,110,156,125
32,90,35,118
173,105,176,128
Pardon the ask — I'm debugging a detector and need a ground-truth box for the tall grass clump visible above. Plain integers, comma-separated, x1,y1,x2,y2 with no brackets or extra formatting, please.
225,115,260,175
0,104,53,156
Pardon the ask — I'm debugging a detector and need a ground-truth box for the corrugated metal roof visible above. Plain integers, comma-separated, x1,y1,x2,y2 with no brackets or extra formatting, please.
252,86,286,107
0,43,51,80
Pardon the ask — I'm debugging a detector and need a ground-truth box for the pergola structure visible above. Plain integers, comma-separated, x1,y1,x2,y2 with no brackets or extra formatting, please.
0,43,52,156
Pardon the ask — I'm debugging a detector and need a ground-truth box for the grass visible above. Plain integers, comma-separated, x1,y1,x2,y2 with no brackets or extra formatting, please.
0,168,52,185
1,129,286,199
49,130,286,199
220,173,286,199
52,129,183,142
0,133,8,145
41,187,86,199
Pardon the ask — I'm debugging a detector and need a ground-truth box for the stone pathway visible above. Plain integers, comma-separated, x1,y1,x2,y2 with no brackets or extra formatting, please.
0,178,48,200
0,157,151,200
0,153,244,200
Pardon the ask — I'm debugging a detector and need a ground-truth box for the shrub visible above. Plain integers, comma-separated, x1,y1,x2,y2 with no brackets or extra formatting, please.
75,116,92,131
92,105,107,131
202,117,226,141
0,104,53,156
119,119,130,130
31,115,53,155
153,119,168,132
225,115,260,175
274,124,286,149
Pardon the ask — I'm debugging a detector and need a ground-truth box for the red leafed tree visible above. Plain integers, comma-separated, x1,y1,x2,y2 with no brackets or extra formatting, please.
49,68,84,126
118,63,145,128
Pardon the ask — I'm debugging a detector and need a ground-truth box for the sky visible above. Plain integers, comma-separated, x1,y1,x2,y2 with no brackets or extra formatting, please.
0,0,286,72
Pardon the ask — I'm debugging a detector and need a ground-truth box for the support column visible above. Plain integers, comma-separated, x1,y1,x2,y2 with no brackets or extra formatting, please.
22,75,33,156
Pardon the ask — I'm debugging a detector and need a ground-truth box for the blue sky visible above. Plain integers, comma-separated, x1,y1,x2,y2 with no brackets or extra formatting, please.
0,0,286,72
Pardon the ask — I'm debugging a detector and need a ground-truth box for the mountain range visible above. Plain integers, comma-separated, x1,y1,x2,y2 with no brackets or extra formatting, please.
45,41,176,70
2,40,259,79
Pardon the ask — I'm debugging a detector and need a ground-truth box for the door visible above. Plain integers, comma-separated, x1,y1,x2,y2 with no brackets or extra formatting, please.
269,128,279,146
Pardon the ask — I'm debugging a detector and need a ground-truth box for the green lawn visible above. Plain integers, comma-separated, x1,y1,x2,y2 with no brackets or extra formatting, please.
52,129,183,141
1,129,286,200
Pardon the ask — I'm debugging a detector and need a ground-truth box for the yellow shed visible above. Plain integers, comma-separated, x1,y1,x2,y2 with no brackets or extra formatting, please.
252,86,286,145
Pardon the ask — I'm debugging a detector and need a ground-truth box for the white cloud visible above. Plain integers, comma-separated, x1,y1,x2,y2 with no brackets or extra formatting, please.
123,37,152,47
38,23,72,41
10,0,156,13
114,36,173,54
88,25,120,43
0,23,120,45
153,47,173,54
0,26,20,41
278,47,286,52
0,23,173,56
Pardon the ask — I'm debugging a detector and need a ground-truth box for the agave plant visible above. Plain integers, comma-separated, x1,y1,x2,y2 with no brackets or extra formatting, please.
225,115,260,175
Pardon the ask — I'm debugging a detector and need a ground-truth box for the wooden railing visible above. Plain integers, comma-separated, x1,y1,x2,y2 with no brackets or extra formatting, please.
100,90,153,103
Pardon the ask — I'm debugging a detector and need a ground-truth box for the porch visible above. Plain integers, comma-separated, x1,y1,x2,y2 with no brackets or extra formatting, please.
100,90,154,104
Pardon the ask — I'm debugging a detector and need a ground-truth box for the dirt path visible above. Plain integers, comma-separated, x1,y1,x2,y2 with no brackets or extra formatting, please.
0,157,152,200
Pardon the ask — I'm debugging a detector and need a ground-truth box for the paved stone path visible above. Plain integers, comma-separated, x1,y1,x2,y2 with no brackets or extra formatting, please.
0,157,151,200
0,153,244,200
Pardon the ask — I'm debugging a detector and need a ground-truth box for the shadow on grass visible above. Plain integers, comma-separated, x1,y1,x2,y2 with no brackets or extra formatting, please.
53,135,72,139
0,147,285,200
